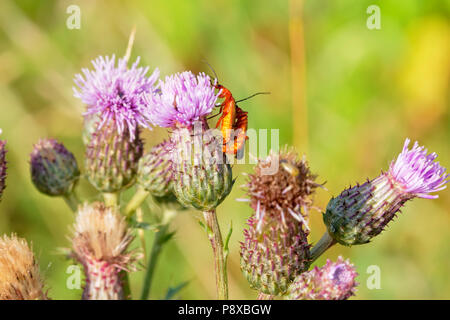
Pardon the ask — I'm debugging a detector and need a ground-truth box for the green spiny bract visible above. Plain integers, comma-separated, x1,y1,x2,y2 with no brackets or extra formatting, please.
172,127,233,211
0,140,7,201
323,174,412,246
85,121,143,193
240,216,310,296
137,140,174,197
285,256,358,300
30,139,80,196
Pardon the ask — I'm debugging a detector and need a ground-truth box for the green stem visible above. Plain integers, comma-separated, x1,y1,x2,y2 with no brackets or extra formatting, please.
103,192,119,207
63,192,80,213
140,209,177,300
136,208,147,262
125,187,149,218
203,209,228,300
140,223,169,300
309,231,337,264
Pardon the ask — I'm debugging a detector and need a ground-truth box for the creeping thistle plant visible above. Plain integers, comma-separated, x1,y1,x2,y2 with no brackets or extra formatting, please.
0,31,448,300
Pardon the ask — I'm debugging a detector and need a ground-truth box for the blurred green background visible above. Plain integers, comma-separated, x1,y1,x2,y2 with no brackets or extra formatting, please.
0,0,448,299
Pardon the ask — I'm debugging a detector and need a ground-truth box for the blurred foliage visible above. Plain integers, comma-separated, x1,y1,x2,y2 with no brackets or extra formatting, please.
0,0,448,299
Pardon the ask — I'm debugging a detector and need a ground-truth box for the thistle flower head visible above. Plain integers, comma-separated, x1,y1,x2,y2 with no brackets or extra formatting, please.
72,202,136,300
72,202,134,264
147,71,219,128
240,216,310,296
388,138,448,199
85,120,143,193
30,138,80,196
0,139,7,201
245,148,321,232
74,55,159,139
286,256,358,300
172,127,233,211
324,138,448,246
0,234,47,300
137,140,174,197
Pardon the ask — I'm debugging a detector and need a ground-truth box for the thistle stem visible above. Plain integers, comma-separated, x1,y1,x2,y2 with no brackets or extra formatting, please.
103,192,119,207
140,209,177,300
63,192,80,212
309,231,337,264
136,208,147,262
203,209,228,300
125,187,149,218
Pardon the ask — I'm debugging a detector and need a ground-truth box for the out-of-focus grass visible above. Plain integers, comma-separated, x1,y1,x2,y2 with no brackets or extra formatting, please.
0,0,448,299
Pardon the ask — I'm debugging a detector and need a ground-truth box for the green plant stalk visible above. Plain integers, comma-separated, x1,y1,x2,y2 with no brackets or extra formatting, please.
203,209,228,300
63,192,80,212
309,231,337,264
140,209,177,300
103,192,119,207
140,223,169,300
125,187,149,218
136,207,147,262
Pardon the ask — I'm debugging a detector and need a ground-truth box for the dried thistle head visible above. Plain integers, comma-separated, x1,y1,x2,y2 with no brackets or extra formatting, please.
72,202,135,268
72,202,136,300
245,147,322,231
0,234,47,300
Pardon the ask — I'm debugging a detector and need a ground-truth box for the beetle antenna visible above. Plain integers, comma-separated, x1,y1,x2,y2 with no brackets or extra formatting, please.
201,59,219,82
236,92,270,103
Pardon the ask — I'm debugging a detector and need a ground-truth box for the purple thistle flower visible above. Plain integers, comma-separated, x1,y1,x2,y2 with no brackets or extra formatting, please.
388,138,448,199
146,71,219,128
323,138,448,246
286,256,358,300
73,55,159,139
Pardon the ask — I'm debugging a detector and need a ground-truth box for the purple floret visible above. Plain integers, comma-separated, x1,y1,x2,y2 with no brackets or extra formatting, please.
146,71,219,128
389,138,448,199
73,55,159,139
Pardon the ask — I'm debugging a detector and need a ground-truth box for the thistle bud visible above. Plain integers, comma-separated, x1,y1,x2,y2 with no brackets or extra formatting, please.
324,139,448,246
240,216,310,296
137,140,174,197
172,126,233,211
71,202,136,300
85,121,143,193
285,257,358,300
0,140,7,202
0,234,47,300
30,139,80,196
